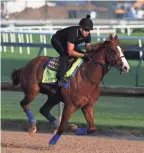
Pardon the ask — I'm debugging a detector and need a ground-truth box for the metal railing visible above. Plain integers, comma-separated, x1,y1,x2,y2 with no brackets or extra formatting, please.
1,24,144,36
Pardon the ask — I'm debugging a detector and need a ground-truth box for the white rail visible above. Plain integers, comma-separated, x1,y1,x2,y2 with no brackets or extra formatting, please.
1,24,144,36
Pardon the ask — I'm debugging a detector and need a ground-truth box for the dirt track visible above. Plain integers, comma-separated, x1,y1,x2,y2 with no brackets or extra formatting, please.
2,131,144,153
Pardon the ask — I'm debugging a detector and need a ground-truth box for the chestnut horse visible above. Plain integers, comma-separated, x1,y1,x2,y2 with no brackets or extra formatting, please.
11,34,130,145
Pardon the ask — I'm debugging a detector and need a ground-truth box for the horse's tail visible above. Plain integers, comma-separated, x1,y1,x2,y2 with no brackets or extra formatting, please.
11,68,23,86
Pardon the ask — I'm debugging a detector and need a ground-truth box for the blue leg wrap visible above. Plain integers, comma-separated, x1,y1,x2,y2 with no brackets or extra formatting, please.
49,133,61,145
75,128,88,135
25,110,36,124
46,113,56,123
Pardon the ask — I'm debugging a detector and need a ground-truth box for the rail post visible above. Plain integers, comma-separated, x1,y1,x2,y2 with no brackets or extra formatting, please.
136,39,143,87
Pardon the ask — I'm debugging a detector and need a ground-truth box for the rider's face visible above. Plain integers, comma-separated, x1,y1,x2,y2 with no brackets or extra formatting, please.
80,28,90,37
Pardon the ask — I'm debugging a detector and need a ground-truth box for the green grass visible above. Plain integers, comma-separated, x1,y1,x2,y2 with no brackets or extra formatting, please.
1,54,144,86
1,91,144,128
1,48,59,81
103,61,144,87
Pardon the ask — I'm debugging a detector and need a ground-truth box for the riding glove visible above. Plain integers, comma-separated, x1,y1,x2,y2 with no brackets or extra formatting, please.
82,53,90,61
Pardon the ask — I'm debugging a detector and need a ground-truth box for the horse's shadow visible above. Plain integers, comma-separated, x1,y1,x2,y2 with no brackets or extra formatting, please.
2,119,144,139
1,142,52,151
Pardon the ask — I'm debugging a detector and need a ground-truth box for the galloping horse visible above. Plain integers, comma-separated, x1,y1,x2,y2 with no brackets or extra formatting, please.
11,34,130,145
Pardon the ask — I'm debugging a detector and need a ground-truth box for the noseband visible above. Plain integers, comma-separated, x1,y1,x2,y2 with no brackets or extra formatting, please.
85,44,125,85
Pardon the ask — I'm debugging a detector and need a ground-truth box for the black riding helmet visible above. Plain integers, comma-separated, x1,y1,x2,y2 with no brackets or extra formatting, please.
79,15,93,31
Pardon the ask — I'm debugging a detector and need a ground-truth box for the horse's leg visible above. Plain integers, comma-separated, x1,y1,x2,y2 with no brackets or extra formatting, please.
39,96,60,129
20,85,39,135
75,105,96,135
49,104,77,145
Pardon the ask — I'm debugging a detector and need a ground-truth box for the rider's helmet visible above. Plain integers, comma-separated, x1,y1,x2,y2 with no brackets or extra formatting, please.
79,15,93,31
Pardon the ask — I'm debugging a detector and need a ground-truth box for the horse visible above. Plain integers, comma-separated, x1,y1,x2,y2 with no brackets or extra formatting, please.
11,34,130,145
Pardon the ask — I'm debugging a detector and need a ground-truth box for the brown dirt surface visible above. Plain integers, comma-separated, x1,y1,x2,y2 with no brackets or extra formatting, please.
1,120,144,153
1,130,144,153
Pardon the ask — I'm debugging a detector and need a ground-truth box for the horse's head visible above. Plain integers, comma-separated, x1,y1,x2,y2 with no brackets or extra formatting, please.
87,34,130,73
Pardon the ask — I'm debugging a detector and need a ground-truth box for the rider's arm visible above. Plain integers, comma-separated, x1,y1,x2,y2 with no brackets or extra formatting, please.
67,30,84,57
67,42,84,57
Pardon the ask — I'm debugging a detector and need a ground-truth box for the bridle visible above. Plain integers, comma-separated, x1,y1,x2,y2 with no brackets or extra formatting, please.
89,45,125,71
85,45,125,85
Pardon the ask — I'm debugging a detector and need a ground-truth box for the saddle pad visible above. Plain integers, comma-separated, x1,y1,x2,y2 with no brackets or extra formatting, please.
42,58,83,84
46,57,59,71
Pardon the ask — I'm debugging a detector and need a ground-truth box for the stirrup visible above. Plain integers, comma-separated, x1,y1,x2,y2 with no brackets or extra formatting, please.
57,77,68,87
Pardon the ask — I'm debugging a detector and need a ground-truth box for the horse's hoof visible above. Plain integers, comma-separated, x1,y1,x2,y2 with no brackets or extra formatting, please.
49,133,61,145
68,124,78,132
28,123,37,136
48,144,56,150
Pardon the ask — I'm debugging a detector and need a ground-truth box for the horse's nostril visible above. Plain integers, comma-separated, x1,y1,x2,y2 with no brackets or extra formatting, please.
123,66,129,72
124,66,127,70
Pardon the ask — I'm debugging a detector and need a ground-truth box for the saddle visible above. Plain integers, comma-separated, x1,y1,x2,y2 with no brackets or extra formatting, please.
42,57,83,88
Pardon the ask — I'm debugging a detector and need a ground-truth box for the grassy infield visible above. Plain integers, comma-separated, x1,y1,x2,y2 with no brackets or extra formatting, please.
1,33,144,136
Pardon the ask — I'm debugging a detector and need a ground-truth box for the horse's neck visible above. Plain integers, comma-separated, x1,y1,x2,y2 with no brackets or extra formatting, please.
84,50,105,85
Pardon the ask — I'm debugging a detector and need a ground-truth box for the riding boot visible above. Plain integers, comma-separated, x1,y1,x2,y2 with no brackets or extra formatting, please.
56,56,69,87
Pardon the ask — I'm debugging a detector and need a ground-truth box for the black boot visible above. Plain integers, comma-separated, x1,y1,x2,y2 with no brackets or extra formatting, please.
56,56,69,87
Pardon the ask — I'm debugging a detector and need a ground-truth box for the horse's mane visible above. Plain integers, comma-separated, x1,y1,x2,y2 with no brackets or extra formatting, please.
86,42,101,53
86,40,111,56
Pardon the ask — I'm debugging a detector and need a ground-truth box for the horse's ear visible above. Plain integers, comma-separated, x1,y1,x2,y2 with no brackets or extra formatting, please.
108,34,113,40
114,35,119,41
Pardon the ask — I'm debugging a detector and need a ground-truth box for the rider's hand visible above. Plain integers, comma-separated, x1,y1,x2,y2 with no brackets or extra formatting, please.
82,53,90,61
